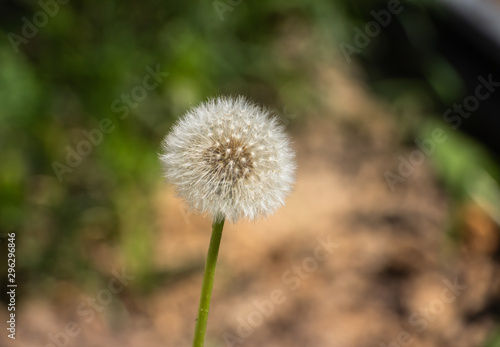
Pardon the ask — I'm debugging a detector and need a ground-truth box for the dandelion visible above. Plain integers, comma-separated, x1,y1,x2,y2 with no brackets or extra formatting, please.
160,95,295,222
159,96,296,347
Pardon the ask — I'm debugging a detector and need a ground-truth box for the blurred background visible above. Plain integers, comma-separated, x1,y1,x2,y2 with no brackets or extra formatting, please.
1,0,500,346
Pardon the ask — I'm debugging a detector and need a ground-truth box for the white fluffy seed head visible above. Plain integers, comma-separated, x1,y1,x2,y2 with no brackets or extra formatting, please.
160,96,296,222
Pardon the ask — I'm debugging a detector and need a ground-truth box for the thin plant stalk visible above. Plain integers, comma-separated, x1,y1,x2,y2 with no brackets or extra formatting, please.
192,218,225,347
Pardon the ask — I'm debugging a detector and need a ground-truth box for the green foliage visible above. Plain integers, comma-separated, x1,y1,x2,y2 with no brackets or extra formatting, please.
484,329,500,347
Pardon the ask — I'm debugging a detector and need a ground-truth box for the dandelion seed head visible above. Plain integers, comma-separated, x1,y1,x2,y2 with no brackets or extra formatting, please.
160,96,296,222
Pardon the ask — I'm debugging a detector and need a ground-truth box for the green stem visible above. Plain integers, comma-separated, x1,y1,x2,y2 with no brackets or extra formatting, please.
192,218,225,347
